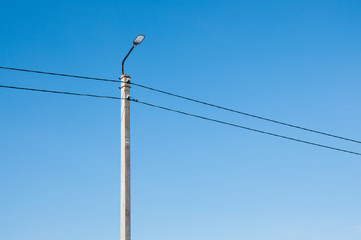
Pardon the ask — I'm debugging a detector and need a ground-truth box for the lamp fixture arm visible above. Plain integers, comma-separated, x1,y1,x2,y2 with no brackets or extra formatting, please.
121,45,135,75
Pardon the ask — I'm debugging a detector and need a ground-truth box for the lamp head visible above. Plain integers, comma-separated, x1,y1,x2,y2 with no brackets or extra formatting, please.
133,34,145,46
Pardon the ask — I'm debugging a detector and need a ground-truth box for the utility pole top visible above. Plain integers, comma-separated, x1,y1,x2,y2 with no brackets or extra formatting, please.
120,74,131,79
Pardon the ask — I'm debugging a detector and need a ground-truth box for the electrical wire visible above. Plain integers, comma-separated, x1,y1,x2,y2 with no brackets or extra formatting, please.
130,82,361,144
129,98,361,156
0,84,121,100
0,66,122,83
1,83,360,156
1,66,360,144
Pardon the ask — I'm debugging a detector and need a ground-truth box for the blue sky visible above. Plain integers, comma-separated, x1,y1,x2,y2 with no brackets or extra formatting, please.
1,0,361,239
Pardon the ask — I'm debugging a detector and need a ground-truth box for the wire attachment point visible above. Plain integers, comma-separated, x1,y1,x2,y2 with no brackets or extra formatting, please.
127,96,138,102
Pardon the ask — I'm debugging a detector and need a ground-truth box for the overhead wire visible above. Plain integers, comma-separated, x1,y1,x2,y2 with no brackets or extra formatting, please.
0,83,360,156
130,82,361,144
0,84,121,100
129,98,361,156
1,66,360,144
0,66,122,83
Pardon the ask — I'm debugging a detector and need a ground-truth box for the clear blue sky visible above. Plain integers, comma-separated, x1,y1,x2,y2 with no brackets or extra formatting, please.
1,0,361,239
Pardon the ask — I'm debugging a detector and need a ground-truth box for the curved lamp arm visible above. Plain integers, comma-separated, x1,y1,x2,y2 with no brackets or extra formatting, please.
121,45,135,75
121,34,145,76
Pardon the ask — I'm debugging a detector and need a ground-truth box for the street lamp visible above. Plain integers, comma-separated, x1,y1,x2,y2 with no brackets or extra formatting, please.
121,34,145,75
120,34,145,240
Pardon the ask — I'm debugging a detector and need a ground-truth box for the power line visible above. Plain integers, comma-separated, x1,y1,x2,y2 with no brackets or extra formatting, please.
1,83,360,156
130,82,361,144
0,66,122,83
129,98,361,156
1,66,360,144
0,84,121,100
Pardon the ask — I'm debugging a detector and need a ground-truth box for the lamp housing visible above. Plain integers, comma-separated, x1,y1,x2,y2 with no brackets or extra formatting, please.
133,34,145,46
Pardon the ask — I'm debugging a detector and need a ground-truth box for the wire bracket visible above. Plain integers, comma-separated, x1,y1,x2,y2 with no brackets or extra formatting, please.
127,96,138,102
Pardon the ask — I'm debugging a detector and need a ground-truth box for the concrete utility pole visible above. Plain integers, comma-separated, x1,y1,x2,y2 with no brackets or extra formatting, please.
120,74,131,240
120,34,145,240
